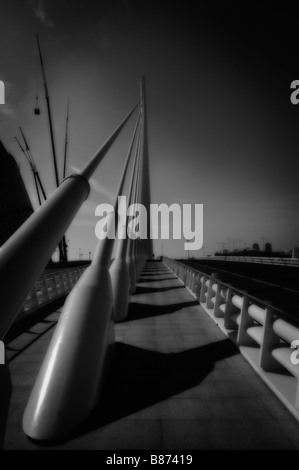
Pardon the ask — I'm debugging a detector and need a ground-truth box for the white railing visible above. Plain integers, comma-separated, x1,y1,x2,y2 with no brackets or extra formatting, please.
164,257,299,419
17,265,89,320
187,255,299,267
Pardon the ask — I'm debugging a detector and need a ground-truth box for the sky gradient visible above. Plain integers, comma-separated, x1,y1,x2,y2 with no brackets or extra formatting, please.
1,1,299,259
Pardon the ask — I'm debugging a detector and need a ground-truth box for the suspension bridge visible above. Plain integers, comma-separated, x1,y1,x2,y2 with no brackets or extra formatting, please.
1,78,299,450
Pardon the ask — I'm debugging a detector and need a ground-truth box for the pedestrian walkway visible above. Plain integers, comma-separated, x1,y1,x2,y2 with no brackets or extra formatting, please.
3,261,299,449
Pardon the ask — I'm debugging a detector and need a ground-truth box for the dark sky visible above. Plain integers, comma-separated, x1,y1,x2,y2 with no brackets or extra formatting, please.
1,1,299,258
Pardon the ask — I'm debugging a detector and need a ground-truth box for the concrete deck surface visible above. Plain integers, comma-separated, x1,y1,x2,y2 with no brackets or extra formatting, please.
2,261,299,450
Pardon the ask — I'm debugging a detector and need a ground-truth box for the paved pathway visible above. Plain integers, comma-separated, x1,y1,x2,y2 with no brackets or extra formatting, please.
3,261,299,449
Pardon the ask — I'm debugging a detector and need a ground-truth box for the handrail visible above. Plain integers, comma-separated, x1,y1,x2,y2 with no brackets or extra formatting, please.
164,256,299,418
187,255,299,267
19,265,89,319
168,258,299,327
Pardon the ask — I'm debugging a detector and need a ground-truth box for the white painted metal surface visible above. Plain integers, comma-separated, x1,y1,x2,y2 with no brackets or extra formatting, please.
164,257,299,420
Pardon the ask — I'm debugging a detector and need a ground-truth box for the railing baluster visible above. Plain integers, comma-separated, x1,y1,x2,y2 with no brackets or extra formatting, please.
163,257,299,416
259,306,281,371
223,287,238,330
236,295,256,346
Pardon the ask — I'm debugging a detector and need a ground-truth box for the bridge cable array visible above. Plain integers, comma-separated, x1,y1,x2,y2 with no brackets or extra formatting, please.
0,77,151,440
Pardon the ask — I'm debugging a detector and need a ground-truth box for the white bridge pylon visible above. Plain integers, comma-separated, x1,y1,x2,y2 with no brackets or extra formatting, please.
22,77,152,441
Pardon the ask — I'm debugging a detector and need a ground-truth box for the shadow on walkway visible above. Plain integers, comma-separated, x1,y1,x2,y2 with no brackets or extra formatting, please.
76,337,238,436
4,297,65,343
140,271,170,277
134,285,184,295
138,276,177,283
125,300,199,321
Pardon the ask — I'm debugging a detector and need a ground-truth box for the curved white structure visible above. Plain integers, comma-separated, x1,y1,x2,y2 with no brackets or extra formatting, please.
21,101,142,440
164,256,299,421
23,263,114,440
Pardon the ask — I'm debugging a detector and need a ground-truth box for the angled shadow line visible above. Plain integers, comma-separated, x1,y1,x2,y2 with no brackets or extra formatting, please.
133,285,185,295
66,338,239,442
122,300,199,321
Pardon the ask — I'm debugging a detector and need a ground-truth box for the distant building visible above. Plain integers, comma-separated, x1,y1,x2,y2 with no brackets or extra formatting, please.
0,141,34,246
265,242,272,253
